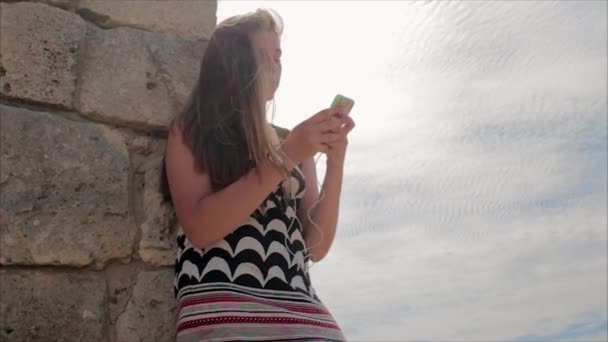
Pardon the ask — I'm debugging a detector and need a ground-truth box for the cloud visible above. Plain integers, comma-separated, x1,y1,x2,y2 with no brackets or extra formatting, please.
312,192,606,340
514,312,607,342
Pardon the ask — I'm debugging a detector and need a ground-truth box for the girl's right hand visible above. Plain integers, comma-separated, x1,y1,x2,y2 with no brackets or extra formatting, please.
281,107,348,165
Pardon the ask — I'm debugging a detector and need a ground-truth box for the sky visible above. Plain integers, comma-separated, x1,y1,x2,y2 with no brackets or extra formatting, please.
218,1,607,341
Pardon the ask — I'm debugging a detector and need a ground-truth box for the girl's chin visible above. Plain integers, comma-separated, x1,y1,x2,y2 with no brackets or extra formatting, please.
265,90,278,102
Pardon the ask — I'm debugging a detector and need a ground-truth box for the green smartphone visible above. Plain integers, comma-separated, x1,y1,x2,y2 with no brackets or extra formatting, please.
331,94,355,115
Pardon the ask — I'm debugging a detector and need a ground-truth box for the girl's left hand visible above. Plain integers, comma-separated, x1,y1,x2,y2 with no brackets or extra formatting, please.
324,113,356,166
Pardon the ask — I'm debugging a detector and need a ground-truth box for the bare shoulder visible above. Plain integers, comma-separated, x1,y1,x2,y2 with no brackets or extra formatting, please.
165,121,213,215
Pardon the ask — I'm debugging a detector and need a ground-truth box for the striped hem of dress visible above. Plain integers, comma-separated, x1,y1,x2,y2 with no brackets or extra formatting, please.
176,283,346,342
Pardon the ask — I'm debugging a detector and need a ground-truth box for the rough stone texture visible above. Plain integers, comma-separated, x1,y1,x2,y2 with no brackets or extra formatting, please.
0,1,217,340
115,269,176,342
146,34,206,111
0,269,109,342
105,263,145,325
78,26,177,131
77,0,216,40
126,135,154,155
0,105,135,268
0,2,86,108
138,156,177,266
31,0,80,11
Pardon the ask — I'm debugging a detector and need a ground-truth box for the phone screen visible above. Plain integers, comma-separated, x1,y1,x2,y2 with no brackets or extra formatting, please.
331,94,355,115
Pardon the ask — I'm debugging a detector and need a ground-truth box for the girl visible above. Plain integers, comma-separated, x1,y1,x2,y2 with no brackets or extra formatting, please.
162,8,355,341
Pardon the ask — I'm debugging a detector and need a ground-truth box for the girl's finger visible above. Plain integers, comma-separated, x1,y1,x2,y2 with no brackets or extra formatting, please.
320,132,342,144
318,116,343,132
311,107,342,123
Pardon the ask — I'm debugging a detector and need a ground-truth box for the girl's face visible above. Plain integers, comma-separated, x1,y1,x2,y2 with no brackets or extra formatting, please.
251,30,282,101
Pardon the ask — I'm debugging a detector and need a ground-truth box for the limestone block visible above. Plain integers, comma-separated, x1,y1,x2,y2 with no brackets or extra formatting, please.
0,105,134,268
138,157,177,266
0,269,109,341
115,269,176,342
0,2,86,108
78,26,176,130
78,0,216,39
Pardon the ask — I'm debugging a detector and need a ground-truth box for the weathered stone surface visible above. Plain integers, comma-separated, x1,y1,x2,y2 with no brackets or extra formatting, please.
31,0,80,11
146,34,206,111
138,156,177,266
0,105,135,268
0,269,109,342
105,263,145,325
126,135,153,155
78,0,216,40
115,269,176,342
0,2,86,107
78,26,176,131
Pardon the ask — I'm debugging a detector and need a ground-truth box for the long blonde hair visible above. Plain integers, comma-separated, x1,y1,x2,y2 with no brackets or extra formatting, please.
164,9,290,195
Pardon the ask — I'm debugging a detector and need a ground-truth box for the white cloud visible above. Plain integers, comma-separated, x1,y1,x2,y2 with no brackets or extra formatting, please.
312,192,606,340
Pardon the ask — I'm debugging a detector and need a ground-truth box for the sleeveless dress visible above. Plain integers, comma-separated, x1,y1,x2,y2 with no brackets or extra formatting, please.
173,130,346,341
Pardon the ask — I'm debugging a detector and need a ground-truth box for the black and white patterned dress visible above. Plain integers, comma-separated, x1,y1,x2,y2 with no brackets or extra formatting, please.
173,127,346,341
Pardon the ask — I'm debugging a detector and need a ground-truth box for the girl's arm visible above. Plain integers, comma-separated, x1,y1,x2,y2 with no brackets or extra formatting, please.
297,157,344,262
165,123,294,249
297,112,354,262
166,109,347,250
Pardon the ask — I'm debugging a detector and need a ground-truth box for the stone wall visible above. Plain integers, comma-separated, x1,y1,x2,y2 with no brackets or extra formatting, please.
0,1,216,341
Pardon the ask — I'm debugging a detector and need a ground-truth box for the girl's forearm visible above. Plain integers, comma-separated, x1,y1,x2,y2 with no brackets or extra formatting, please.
183,156,294,249
304,162,344,261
